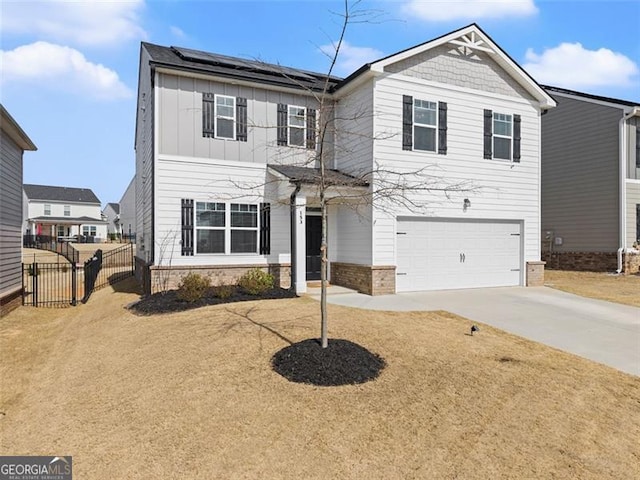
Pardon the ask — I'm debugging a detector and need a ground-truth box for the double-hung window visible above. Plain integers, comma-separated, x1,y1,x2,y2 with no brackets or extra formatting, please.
44,204,51,216
82,226,97,236
215,95,235,139
493,113,513,160
196,202,226,254
230,204,258,253
64,205,71,217
288,106,306,147
413,99,438,152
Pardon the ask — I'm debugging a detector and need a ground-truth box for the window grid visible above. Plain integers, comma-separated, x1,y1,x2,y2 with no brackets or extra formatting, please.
64,205,71,217
215,95,236,140
288,105,306,147
413,99,437,152
195,202,259,254
44,204,51,216
493,113,513,160
196,202,226,254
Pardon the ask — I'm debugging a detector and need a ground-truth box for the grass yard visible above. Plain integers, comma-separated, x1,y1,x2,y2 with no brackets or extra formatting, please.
545,270,640,307
1,279,639,479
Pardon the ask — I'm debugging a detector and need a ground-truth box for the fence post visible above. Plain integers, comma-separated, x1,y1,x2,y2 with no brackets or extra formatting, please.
33,262,38,307
22,263,25,306
71,263,77,306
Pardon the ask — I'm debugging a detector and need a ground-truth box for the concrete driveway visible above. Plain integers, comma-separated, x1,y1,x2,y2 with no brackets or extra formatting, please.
311,286,640,376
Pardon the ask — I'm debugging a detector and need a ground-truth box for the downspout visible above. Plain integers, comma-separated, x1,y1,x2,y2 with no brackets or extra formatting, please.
617,107,640,273
289,182,301,291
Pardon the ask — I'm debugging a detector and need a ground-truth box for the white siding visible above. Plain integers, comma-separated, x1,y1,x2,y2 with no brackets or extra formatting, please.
627,181,640,247
119,177,137,236
27,201,101,219
0,134,23,297
371,74,542,268
333,203,372,264
154,155,290,267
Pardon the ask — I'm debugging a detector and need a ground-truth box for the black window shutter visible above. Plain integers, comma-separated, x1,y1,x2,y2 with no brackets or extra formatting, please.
259,203,271,255
306,108,316,150
438,101,448,155
202,93,215,138
402,95,413,151
236,97,247,142
513,114,521,162
277,103,288,146
181,199,194,256
483,109,493,159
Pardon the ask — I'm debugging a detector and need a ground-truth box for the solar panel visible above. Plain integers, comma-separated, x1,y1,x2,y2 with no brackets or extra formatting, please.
171,46,315,81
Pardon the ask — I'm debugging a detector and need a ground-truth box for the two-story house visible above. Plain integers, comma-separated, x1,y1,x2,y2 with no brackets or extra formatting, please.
0,105,37,316
102,202,121,237
119,176,137,240
23,184,108,242
134,24,556,295
541,86,640,273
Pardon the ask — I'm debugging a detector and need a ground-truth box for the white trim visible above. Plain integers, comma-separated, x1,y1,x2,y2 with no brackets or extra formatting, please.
157,153,266,170
214,94,236,140
287,104,306,147
413,98,438,153
194,201,260,255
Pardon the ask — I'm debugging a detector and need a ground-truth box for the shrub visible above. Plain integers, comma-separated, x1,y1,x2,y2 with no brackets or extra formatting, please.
213,284,236,300
176,272,211,303
238,268,274,295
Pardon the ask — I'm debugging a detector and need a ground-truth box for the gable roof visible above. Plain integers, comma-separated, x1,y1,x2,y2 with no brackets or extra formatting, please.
23,184,101,204
543,85,640,108
1,104,37,151
142,42,341,93
334,24,556,109
105,202,120,214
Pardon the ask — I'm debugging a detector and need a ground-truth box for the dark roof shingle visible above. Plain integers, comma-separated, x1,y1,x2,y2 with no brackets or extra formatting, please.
23,184,101,204
268,165,368,187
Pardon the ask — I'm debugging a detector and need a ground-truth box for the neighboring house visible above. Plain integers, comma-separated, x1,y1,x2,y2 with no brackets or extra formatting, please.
134,24,556,295
118,176,137,239
23,184,108,242
103,202,121,237
541,86,640,273
0,105,37,316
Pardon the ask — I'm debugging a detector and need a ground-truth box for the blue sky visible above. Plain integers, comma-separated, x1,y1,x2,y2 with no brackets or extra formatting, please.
2,0,639,207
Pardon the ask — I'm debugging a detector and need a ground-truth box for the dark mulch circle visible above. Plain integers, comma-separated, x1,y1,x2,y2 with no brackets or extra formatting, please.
272,338,386,386
128,287,297,315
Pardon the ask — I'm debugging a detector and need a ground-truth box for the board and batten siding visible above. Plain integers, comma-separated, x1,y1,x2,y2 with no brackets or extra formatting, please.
0,134,24,297
371,74,542,266
156,72,322,167
154,156,290,267
541,95,622,252
626,181,640,246
135,46,155,263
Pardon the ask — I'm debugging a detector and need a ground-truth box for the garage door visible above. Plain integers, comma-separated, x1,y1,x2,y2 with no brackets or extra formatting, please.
396,218,522,292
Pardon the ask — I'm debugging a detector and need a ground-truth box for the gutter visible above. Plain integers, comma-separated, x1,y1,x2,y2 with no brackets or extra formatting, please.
289,183,301,291
617,106,640,273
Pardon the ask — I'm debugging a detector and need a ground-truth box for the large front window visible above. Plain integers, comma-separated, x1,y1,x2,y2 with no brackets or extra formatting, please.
493,113,513,160
82,226,97,237
195,202,258,254
414,99,437,152
288,105,306,147
215,95,235,139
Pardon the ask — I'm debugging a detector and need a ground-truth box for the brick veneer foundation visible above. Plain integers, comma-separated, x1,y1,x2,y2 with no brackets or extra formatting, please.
526,261,545,286
330,262,396,295
542,251,640,274
0,288,23,317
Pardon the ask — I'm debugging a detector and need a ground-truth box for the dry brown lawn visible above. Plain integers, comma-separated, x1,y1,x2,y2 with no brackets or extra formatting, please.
545,270,640,307
1,279,639,479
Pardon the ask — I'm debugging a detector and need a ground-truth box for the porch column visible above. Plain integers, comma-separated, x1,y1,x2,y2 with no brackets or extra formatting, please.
294,195,307,294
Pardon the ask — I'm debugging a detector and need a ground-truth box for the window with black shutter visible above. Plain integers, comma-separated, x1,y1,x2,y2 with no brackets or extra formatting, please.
259,203,271,254
181,199,194,256
306,109,316,150
403,96,447,154
203,94,215,138
438,101,448,155
278,104,316,149
513,114,521,162
402,95,413,150
202,93,245,141
483,109,493,159
236,97,247,142
277,103,288,146
485,110,521,162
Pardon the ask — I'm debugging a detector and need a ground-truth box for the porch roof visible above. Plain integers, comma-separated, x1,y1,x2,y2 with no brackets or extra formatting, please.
267,165,369,187
29,216,107,224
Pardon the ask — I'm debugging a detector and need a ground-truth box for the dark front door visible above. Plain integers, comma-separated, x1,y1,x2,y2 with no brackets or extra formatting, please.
306,215,322,280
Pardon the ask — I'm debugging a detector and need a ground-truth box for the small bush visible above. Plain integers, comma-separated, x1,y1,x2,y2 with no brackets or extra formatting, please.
213,284,236,300
238,268,274,295
176,273,211,303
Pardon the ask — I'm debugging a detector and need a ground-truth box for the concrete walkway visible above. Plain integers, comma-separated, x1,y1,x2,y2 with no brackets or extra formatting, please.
307,286,640,376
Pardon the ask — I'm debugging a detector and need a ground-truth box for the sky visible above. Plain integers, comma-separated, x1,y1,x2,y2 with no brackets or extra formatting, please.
1,0,639,208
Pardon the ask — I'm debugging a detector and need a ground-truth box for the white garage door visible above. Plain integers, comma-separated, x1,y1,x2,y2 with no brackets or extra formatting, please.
396,218,522,292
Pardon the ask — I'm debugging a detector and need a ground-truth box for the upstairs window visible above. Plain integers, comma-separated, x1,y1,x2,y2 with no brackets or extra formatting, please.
288,106,306,147
44,204,51,216
493,113,513,160
64,205,71,217
277,104,316,149
484,109,521,162
402,95,447,154
413,99,438,152
202,94,247,141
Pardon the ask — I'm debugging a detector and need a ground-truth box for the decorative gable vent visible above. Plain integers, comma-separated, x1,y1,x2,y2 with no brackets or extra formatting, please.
448,31,495,56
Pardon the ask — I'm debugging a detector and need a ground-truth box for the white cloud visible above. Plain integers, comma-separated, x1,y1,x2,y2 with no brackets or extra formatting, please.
1,0,146,47
402,0,537,22
320,41,384,76
170,26,187,39
524,43,639,89
1,42,133,100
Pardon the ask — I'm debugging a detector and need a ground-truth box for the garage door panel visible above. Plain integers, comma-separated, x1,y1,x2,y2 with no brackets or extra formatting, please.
396,218,522,292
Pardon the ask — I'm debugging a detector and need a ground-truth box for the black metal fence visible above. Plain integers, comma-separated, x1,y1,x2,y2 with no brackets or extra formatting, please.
23,235,80,264
22,243,134,307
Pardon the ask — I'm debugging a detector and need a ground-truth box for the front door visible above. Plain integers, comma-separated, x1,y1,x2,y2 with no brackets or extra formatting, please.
306,215,322,280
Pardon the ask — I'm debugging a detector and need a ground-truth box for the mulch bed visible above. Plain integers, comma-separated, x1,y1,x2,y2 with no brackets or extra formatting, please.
272,338,386,386
128,287,297,315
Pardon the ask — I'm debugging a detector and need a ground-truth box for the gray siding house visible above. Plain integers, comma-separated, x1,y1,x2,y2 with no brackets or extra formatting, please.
541,86,640,273
135,24,555,295
0,105,37,316
118,177,136,240
103,202,121,237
